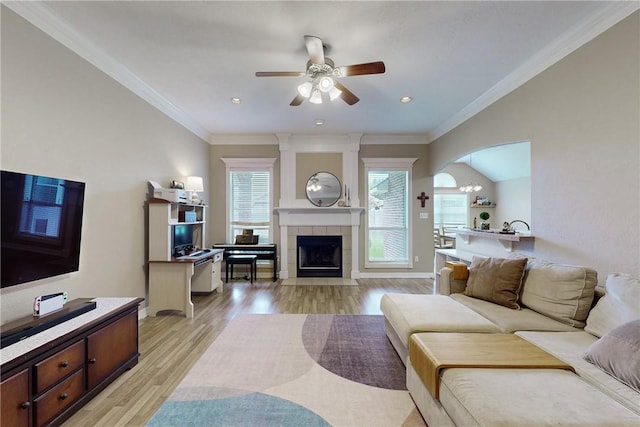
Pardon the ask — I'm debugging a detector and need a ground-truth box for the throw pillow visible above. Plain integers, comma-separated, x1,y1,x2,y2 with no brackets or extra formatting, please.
464,257,527,309
520,261,597,328
585,273,640,338
583,318,640,392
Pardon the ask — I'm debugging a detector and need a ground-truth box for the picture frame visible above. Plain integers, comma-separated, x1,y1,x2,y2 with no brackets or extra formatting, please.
171,180,184,189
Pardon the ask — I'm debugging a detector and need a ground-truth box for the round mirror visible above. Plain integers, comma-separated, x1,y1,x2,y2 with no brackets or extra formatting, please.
305,172,341,207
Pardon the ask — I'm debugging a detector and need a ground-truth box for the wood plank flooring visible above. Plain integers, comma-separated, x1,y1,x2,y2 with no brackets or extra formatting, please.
62,278,433,426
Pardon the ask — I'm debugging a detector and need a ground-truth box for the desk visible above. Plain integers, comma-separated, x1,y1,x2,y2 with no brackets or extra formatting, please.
148,249,224,318
213,243,277,282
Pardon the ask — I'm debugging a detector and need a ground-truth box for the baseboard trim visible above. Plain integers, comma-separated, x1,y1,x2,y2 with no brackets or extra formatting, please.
359,272,435,279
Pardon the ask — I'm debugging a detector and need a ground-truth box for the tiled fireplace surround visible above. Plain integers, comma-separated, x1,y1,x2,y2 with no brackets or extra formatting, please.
288,226,351,278
274,134,363,280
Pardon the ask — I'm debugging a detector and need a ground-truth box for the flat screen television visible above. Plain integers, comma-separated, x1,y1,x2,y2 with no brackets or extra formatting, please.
172,224,193,255
1,170,86,288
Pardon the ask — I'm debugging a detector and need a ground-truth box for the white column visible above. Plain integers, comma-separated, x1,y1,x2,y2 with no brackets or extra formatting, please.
276,133,291,207
277,210,289,279
346,134,362,207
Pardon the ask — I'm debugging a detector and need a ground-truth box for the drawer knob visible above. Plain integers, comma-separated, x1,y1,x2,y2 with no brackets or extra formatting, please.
60,360,69,368
59,393,68,400
88,357,97,364
20,402,30,410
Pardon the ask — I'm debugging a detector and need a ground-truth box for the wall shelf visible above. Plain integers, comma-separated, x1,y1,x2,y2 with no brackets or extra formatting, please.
456,229,534,252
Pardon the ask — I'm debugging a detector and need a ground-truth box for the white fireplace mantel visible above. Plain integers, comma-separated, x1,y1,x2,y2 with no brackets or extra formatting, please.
275,207,364,226
275,207,364,279
275,134,364,280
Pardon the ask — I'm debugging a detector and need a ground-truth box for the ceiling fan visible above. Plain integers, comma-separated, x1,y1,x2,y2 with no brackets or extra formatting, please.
255,35,386,106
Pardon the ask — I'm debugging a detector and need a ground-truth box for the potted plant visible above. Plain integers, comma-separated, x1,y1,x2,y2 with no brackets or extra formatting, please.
479,211,490,230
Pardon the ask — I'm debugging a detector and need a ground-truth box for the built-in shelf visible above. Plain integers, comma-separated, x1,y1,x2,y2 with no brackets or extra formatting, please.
455,229,534,252
470,204,496,208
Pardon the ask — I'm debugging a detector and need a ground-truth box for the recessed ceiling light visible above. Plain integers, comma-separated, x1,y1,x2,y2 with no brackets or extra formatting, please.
314,119,324,126
400,96,413,103
230,97,241,104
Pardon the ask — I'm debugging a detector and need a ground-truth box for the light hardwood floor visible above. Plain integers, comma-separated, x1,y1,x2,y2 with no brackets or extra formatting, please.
63,278,433,426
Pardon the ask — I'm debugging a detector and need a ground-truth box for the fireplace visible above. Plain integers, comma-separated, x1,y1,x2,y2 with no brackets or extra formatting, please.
297,235,342,277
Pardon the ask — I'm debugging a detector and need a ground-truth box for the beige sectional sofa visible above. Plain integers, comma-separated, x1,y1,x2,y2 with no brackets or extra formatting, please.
381,258,640,426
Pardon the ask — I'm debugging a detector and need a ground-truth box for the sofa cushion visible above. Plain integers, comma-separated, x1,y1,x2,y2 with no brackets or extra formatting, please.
584,319,640,393
451,294,579,333
463,257,527,309
437,368,640,426
517,331,640,415
379,293,500,348
520,261,597,328
585,273,640,338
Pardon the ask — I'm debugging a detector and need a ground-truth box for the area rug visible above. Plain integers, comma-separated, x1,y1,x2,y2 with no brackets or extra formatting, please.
147,314,426,426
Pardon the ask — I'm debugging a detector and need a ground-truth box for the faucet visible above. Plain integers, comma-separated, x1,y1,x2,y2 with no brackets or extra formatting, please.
509,220,530,231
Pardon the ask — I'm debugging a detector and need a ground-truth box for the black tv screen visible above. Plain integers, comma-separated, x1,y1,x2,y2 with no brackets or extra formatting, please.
1,170,86,288
173,224,193,254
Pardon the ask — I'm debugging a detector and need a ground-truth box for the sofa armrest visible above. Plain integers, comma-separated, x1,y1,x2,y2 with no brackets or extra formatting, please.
437,267,469,295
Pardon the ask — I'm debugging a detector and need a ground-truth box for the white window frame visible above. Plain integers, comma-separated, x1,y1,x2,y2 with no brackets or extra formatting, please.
434,189,470,229
221,158,276,243
362,157,417,269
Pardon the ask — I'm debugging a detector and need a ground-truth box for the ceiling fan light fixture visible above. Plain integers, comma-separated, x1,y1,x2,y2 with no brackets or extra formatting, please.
328,86,342,101
318,76,335,92
297,81,313,98
309,88,323,104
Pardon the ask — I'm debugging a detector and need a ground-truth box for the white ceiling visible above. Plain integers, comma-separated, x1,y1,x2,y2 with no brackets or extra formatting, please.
5,1,636,143
455,141,531,182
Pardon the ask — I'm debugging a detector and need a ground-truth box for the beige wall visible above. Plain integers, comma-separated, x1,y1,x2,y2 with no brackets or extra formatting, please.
359,144,432,274
296,153,343,200
1,8,210,322
209,144,281,246
2,7,636,323
428,12,640,282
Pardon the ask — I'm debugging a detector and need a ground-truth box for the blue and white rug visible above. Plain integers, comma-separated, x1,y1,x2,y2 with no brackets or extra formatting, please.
147,314,425,426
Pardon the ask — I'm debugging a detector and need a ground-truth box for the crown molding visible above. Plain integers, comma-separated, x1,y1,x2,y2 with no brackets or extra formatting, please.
6,1,637,145
426,1,640,143
4,1,211,142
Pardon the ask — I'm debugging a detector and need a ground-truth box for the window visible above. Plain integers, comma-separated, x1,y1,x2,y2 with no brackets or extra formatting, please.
434,173,468,230
221,158,276,244
362,158,416,268
434,193,468,229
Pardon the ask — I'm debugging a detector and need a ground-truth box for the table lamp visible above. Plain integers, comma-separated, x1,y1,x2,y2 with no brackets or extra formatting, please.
186,176,204,204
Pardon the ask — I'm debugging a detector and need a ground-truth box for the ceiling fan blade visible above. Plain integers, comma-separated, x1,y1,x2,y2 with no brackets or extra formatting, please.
290,94,305,106
334,81,360,105
304,35,325,65
256,71,306,77
336,61,386,77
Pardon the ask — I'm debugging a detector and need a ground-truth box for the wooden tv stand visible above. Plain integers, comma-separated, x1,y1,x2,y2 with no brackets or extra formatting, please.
0,297,143,427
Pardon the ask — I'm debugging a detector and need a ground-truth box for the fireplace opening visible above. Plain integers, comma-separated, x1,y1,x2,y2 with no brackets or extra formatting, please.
297,235,342,277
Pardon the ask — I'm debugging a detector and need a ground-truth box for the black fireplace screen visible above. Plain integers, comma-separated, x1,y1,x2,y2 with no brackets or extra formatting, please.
297,235,342,277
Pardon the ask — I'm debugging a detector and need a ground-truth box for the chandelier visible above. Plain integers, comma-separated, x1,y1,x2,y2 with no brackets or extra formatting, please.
459,183,483,193
459,153,482,192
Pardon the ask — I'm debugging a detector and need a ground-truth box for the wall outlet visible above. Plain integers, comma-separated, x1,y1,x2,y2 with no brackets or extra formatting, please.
414,256,419,262
419,212,429,219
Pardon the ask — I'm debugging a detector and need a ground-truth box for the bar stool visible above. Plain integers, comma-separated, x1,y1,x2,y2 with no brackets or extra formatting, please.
225,255,257,283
